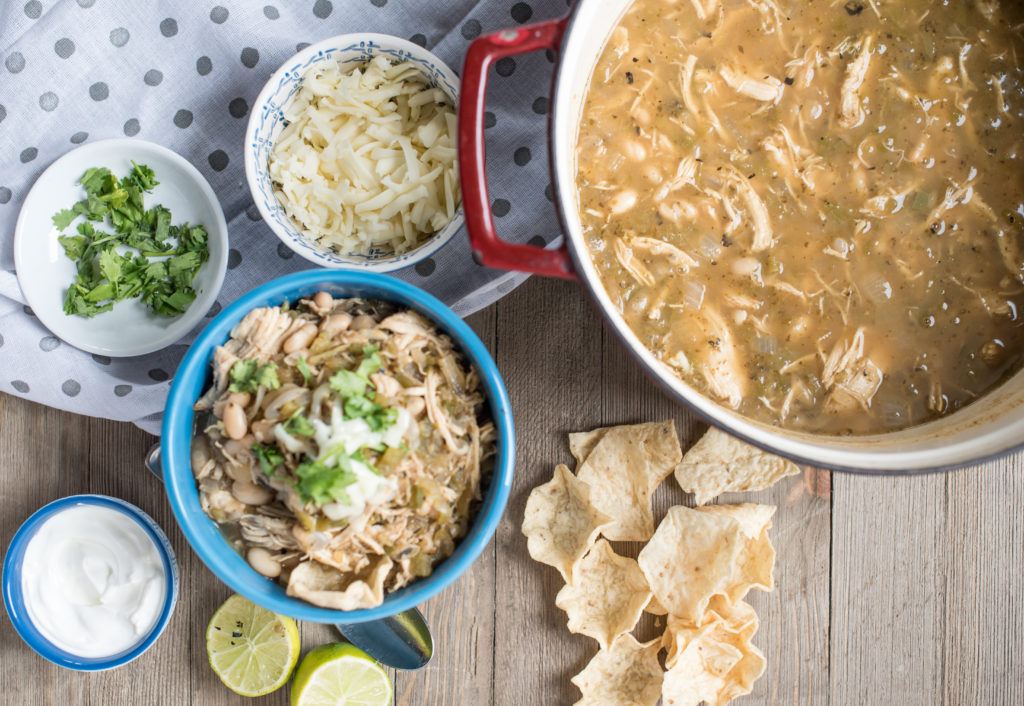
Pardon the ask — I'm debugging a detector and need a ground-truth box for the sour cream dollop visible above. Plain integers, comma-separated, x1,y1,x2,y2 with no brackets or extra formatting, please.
21,505,167,658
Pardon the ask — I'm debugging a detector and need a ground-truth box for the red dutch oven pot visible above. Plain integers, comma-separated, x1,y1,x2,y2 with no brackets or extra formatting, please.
456,4,1024,474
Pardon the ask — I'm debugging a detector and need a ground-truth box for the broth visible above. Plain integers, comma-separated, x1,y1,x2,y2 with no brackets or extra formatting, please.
576,0,1024,434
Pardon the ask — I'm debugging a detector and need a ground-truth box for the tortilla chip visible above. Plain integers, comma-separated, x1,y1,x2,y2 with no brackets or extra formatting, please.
674,427,799,505
555,539,652,650
645,594,668,615
568,427,607,467
287,556,392,610
522,464,613,582
571,634,663,706
575,421,682,541
637,506,742,622
662,597,766,706
696,504,776,601
663,596,759,668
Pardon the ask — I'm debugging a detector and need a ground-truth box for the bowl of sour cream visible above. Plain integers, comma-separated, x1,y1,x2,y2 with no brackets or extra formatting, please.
2,495,178,670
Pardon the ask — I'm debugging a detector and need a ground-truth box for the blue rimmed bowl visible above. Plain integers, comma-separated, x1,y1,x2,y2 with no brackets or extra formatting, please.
2,495,179,671
161,270,514,624
244,33,463,272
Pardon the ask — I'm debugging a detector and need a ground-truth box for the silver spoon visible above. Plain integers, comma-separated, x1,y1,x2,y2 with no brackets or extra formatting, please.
145,443,434,670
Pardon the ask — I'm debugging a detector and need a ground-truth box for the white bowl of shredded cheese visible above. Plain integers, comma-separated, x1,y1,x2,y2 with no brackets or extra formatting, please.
245,34,463,271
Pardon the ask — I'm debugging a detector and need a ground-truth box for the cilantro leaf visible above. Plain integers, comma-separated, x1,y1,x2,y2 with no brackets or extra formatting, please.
128,161,159,191
284,413,315,437
295,459,357,506
355,345,383,379
58,234,89,261
343,394,398,431
229,359,281,393
329,346,382,398
297,356,314,385
252,443,284,476
329,368,369,398
52,209,77,231
228,359,258,391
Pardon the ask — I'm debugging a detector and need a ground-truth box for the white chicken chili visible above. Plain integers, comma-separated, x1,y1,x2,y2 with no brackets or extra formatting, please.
191,292,495,610
21,505,167,658
576,0,1024,434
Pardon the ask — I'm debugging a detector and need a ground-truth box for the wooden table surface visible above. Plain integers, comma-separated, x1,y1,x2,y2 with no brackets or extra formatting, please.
2,275,1023,705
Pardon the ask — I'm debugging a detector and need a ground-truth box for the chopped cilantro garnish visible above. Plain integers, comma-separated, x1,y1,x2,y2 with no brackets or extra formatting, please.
325,346,399,431
252,443,284,476
297,356,314,385
329,368,369,398
52,163,209,319
284,413,315,437
228,359,281,393
355,345,383,379
295,458,357,506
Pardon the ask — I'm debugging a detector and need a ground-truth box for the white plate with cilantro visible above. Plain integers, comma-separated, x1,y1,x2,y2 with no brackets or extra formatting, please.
14,138,228,357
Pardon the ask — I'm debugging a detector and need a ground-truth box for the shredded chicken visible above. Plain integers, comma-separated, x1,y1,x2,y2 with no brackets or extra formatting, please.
720,167,774,251
719,63,784,102
838,36,874,128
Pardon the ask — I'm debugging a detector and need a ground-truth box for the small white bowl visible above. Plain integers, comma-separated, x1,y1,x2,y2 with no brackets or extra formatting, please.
13,139,229,357
244,33,463,272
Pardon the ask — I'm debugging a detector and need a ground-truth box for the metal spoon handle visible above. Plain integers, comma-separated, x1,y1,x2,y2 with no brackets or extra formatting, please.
335,608,434,670
144,443,434,670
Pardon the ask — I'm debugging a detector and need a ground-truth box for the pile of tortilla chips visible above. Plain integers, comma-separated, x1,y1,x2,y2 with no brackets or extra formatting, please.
522,422,799,706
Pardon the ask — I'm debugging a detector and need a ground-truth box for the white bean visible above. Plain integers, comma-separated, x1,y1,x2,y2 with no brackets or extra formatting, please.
190,437,211,474
246,547,281,578
321,312,352,335
313,291,333,310
731,256,762,277
283,323,318,354
350,314,376,331
608,189,638,215
224,402,247,440
228,392,250,408
232,479,273,506
623,139,647,162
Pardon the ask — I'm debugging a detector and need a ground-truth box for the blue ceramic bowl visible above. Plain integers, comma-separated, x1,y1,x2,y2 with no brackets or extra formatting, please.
162,270,514,624
2,495,179,671
244,33,463,272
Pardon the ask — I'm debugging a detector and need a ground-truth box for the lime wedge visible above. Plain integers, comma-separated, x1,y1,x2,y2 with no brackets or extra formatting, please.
206,593,300,697
290,643,392,706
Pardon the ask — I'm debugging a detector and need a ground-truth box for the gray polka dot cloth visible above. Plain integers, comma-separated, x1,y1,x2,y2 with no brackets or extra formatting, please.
0,0,566,434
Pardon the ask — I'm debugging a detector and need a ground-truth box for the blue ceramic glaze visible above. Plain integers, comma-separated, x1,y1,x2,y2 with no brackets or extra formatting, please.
161,270,514,624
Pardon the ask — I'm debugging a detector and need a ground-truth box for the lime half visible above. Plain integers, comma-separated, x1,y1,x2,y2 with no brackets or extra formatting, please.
206,593,300,697
291,643,392,706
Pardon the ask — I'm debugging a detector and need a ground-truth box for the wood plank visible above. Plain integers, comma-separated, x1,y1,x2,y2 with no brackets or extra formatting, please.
491,276,606,705
943,458,1024,706
0,395,90,705
392,304,497,706
722,471,830,706
82,417,199,705
831,472,948,704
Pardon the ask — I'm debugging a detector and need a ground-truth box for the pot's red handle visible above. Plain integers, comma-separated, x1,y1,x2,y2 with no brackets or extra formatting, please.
459,19,575,280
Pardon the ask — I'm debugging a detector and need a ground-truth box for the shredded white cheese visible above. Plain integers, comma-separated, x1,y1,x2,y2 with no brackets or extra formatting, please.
269,55,460,256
